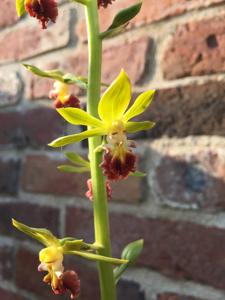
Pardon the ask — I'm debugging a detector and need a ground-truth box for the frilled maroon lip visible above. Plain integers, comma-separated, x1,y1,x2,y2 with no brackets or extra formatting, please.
53,95,81,109
25,0,58,29
101,148,136,180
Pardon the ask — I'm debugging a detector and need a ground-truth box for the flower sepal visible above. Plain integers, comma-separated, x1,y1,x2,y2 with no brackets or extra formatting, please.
12,219,59,246
16,0,26,17
23,64,88,89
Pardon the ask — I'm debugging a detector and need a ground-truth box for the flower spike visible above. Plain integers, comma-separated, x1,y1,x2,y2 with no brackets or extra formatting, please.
49,69,155,180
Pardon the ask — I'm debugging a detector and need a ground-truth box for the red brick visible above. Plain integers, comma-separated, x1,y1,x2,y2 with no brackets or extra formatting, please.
162,15,225,79
0,244,15,281
157,294,208,300
28,37,150,100
0,288,29,300
0,106,64,148
21,154,88,197
0,202,59,240
21,154,142,203
147,138,225,210
0,70,22,107
0,158,20,195
0,0,18,29
102,37,150,83
0,9,70,64
66,207,225,291
132,80,225,138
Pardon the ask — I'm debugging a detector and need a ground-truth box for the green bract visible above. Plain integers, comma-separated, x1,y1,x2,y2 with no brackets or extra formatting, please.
49,70,155,148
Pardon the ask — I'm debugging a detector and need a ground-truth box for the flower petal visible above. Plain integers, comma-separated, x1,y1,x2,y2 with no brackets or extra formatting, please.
57,108,103,128
98,70,131,123
49,128,105,148
125,121,155,133
123,90,155,122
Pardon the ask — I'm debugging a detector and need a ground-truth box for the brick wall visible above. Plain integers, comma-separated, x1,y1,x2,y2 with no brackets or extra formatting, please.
0,0,225,299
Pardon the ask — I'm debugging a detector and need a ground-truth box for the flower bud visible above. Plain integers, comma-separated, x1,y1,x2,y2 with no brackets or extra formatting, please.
85,178,112,201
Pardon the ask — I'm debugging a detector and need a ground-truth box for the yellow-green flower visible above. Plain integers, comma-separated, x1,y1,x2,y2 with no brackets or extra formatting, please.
12,219,80,298
12,219,128,298
49,70,155,179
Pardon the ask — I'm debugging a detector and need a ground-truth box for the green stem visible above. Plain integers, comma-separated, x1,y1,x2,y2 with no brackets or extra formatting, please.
85,1,117,300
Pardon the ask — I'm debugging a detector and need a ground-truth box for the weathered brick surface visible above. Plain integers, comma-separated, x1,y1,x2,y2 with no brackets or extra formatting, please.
21,154,88,197
0,106,64,148
132,80,225,138
0,288,29,300
0,0,18,29
157,294,208,300
0,70,22,107
21,154,142,203
0,9,70,64
77,0,225,40
66,207,225,291
0,244,15,281
162,15,225,79
146,137,225,210
0,158,20,195
27,37,150,100
0,202,59,239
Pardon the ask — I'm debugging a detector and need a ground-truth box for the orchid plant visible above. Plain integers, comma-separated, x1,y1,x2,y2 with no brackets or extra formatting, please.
13,0,155,299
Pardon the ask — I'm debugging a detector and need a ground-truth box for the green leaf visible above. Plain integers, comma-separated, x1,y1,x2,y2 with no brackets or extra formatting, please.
16,0,26,17
66,250,128,265
48,128,105,148
100,2,142,39
100,24,128,40
130,171,146,177
126,121,155,133
65,152,90,167
108,1,142,30
114,239,144,283
12,219,59,246
57,107,103,128
57,165,90,173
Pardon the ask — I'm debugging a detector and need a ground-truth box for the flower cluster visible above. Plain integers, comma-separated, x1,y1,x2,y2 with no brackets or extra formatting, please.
25,0,58,29
49,70,155,181
49,81,81,109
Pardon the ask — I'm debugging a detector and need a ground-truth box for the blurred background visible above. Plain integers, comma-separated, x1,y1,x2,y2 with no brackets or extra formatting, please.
0,0,225,299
